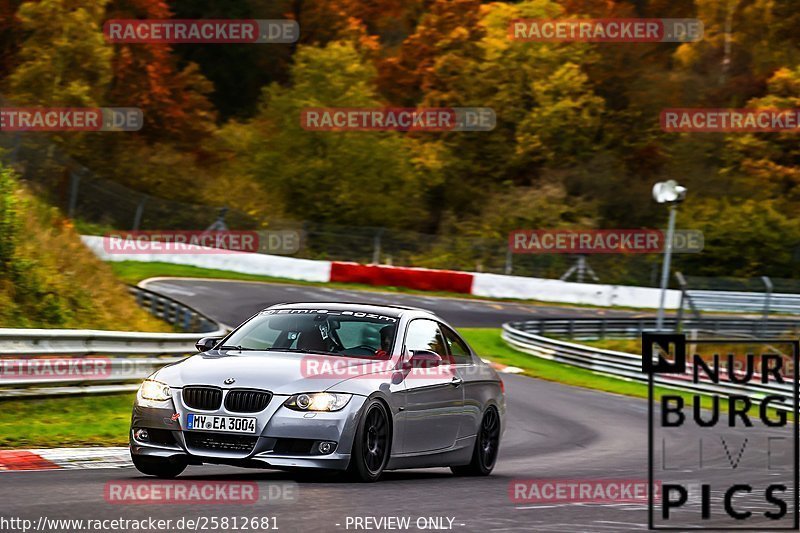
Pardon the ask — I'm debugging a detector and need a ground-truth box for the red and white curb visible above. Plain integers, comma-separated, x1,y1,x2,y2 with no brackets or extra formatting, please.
0,447,131,471
82,234,682,309
486,359,524,374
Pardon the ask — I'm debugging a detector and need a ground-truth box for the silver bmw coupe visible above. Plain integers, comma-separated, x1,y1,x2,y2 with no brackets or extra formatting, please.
130,302,505,481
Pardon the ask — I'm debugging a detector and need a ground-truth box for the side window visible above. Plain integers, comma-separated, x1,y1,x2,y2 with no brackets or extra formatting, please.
405,319,449,364
442,326,473,365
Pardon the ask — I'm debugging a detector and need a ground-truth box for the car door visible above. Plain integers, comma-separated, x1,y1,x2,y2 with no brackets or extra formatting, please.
441,324,483,441
397,318,465,454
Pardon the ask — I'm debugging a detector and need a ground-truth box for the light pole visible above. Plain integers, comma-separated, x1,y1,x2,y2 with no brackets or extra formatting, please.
653,180,687,331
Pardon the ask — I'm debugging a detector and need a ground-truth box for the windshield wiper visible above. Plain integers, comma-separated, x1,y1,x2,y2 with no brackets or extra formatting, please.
219,345,260,351
264,348,339,355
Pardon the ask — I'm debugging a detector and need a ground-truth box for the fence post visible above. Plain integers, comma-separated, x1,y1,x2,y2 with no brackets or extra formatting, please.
10,133,21,164
372,229,383,265
675,272,687,332
504,247,513,275
132,196,147,231
67,171,81,219
761,276,773,335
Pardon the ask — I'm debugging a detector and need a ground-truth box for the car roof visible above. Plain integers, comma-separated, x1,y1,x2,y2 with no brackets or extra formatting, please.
263,301,434,317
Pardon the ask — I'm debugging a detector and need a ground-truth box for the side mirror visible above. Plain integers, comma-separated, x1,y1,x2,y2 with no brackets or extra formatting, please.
196,337,221,352
406,350,442,369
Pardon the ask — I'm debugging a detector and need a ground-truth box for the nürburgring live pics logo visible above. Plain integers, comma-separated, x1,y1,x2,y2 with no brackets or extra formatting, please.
644,332,799,530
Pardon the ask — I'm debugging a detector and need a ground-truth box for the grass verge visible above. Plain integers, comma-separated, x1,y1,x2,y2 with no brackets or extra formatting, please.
463,328,790,420
0,393,135,448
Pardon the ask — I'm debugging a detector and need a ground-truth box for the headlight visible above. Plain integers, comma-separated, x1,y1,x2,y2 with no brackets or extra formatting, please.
284,393,352,412
138,379,171,402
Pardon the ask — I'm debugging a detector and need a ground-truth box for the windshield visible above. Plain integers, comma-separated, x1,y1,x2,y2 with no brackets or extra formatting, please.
220,310,398,359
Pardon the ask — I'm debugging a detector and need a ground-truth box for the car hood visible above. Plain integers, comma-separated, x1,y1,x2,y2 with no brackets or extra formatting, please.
152,350,398,395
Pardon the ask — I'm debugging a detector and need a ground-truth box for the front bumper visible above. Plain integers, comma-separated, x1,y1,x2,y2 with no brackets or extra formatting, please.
130,392,367,471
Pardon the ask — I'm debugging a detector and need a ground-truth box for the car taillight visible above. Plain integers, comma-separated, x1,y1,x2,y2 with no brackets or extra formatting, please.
499,379,505,393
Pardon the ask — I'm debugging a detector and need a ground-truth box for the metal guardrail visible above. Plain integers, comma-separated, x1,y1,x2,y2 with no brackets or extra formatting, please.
677,272,800,316
0,325,227,398
502,319,797,410
513,317,800,340
0,288,227,399
128,285,220,333
686,290,800,315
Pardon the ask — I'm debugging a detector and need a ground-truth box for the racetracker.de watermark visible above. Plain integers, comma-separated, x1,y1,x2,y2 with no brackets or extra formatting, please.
300,355,462,380
104,20,299,44
300,108,496,132
662,108,800,132
104,481,298,504
0,358,111,380
0,108,142,131
103,230,300,255
509,479,660,504
509,229,704,254
509,19,703,42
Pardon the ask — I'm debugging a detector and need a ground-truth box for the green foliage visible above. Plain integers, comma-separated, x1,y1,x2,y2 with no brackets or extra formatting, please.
414,0,604,221
0,165,169,330
675,198,800,278
723,66,800,204
237,41,430,229
6,0,111,106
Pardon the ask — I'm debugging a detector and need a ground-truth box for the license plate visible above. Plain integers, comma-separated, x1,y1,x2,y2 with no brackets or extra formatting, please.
186,413,257,434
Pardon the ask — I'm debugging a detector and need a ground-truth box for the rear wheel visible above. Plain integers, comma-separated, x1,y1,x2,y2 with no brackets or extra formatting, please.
132,454,187,478
346,399,391,482
451,407,500,476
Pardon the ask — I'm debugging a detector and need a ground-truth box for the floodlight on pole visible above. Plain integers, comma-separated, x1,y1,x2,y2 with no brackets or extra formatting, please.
653,180,687,331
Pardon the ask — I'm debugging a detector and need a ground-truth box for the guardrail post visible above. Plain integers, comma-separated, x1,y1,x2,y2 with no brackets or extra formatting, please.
600,319,606,340
568,320,574,339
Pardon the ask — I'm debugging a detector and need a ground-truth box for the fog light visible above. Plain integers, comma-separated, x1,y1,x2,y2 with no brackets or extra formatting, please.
134,428,149,442
318,441,334,454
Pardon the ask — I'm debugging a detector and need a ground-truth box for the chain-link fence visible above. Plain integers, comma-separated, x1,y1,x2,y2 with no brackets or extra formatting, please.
0,129,678,287
683,275,800,294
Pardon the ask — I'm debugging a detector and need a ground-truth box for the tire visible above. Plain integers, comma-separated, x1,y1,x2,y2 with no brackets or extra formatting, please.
451,407,500,476
132,454,187,478
346,399,391,482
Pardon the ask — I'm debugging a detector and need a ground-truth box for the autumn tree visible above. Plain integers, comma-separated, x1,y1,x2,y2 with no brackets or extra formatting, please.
105,0,216,147
376,0,485,107
723,66,800,204
6,0,112,106
227,40,429,229
0,0,22,82
403,0,604,229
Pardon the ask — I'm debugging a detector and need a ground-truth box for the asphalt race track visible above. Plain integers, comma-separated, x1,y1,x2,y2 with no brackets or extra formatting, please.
0,280,789,532
140,277,647,328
